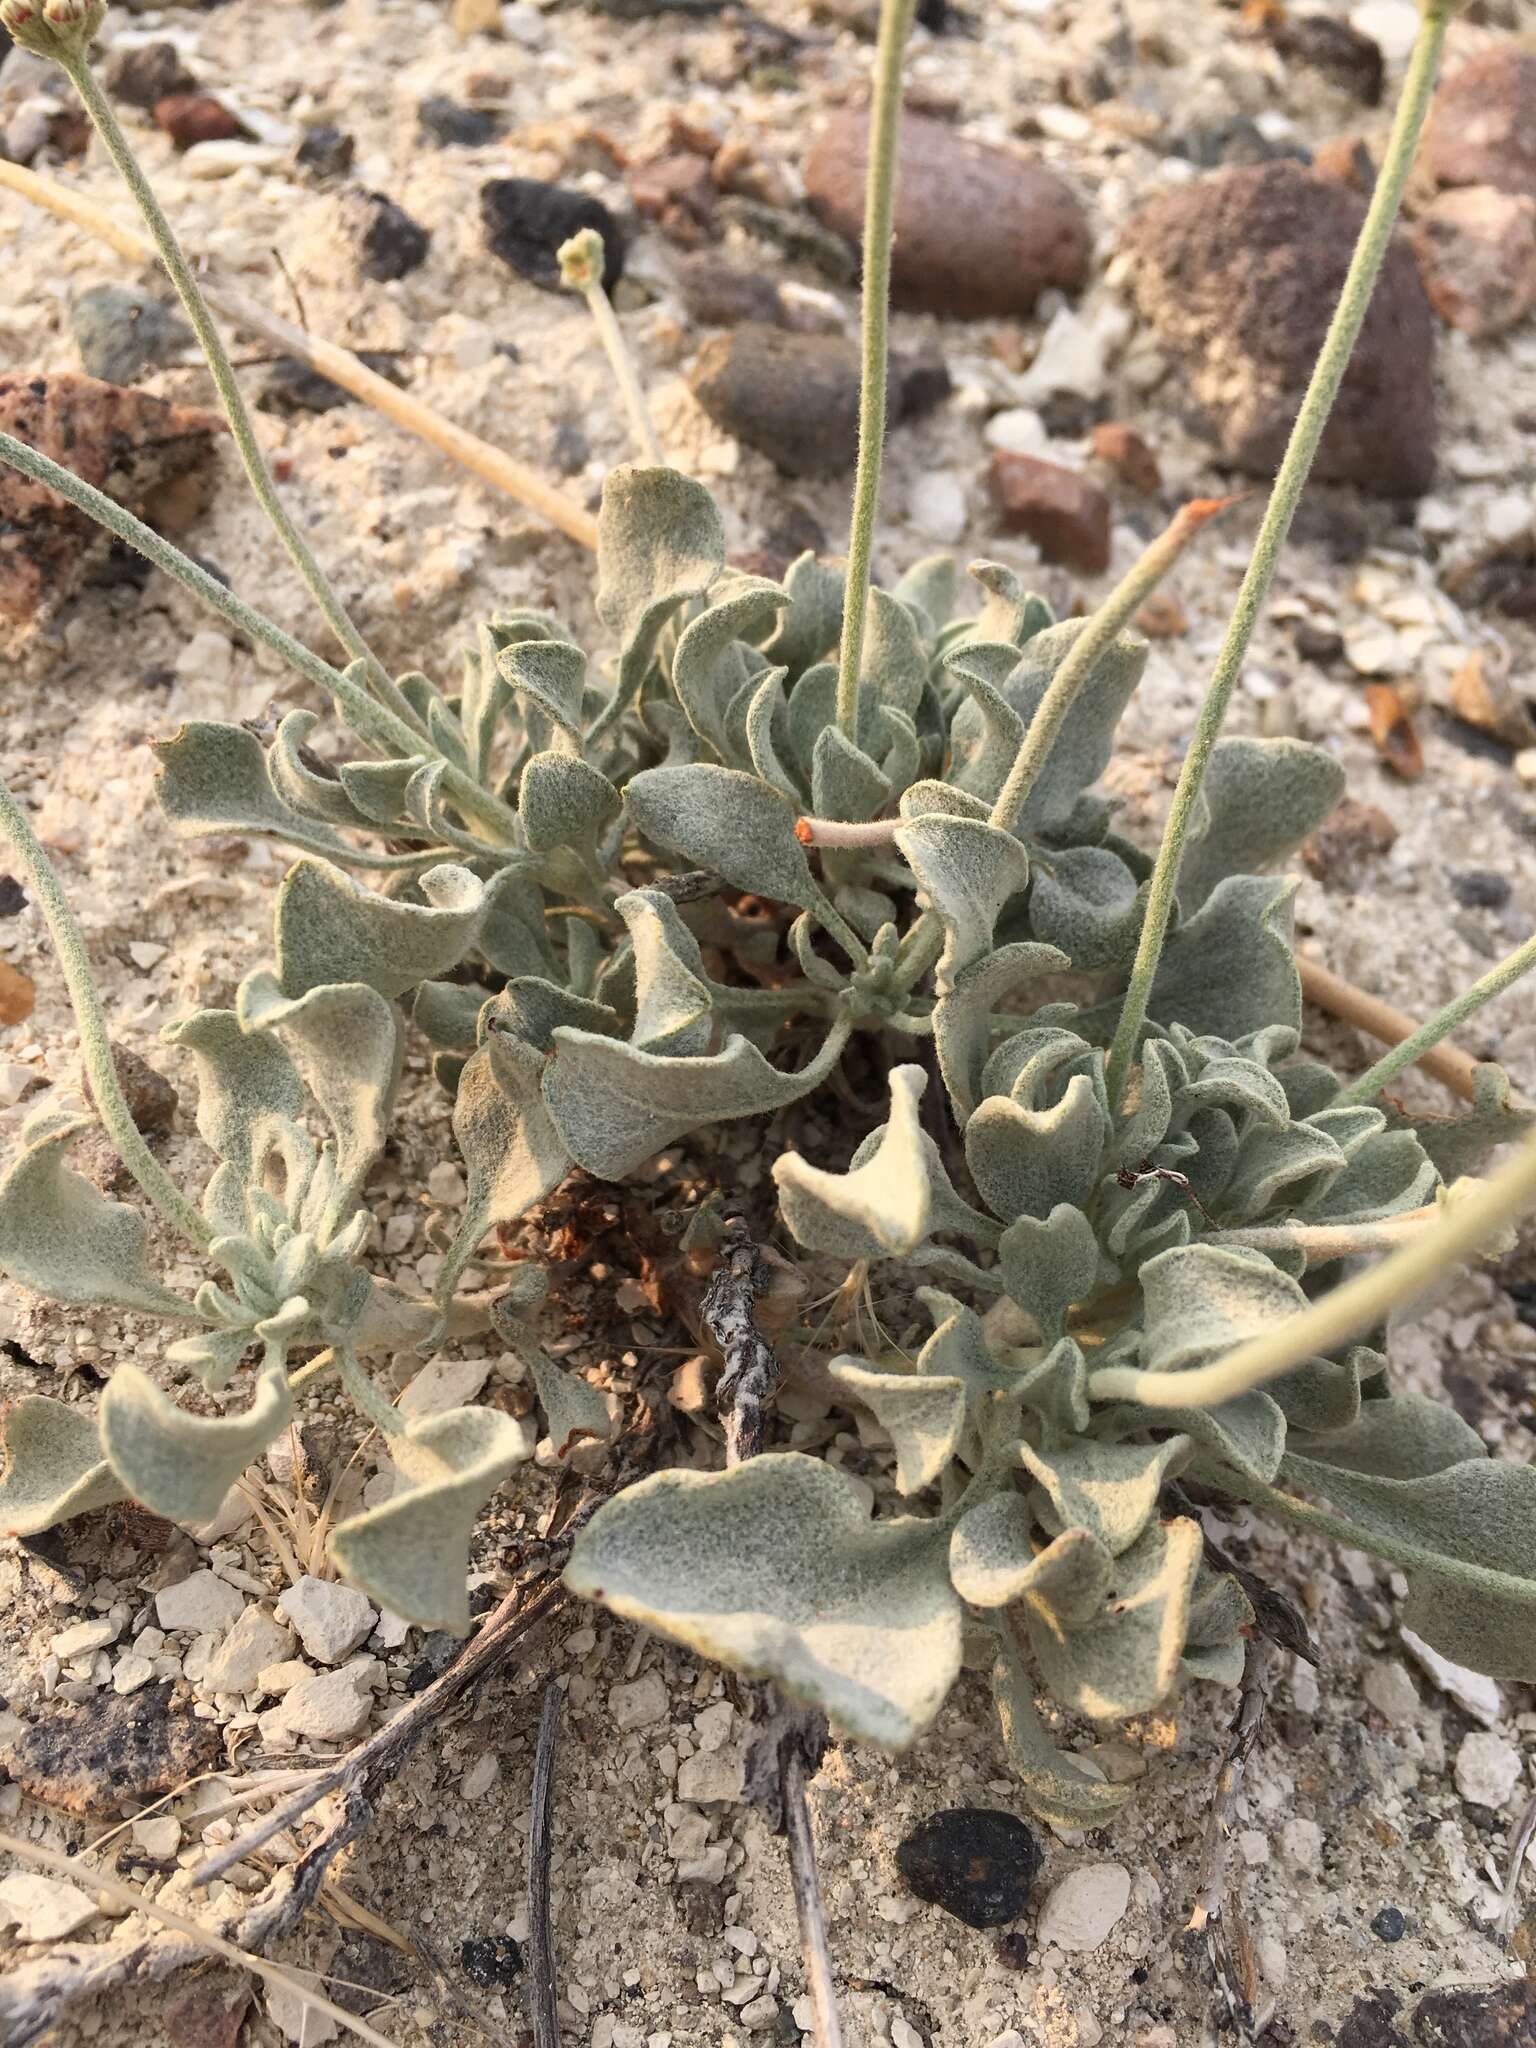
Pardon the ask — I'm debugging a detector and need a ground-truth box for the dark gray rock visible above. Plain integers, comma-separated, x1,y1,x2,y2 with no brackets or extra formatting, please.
417,96,504,148
102,39,197,111
481,178,623,292
295,122,354,181
257,352,407,416
896,1808,1043,1929
71,284,192,386
676,252,787,328
353,190,430,283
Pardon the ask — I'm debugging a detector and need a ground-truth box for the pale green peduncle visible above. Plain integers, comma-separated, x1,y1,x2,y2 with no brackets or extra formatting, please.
0,777,212,1251
833,0,918,749
1337,930,1536,1107
1104,1,1454,1112
56,48,432,747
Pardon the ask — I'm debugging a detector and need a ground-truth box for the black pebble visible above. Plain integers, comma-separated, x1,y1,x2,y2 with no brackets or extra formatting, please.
418,96,504,148
1449,869,1511,911
459,1935,523,1988
1293,618,1345,667
895,1807,1043,1929
481,178,624,293
0,877,25,918
358,191,430,283
258,352,407,416
1371,1905,1406,1942
297,123,355,181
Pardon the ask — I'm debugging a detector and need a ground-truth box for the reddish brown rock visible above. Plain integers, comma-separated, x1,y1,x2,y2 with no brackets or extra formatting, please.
629,153,717,246
804,110,1090,319
153,93,248,151
989,452,1110,574
164,1975,254,2048
1313,135,1375,195
1120,162,1435,497
1264,10,1383,106
1423,46,1536,200
1134,590,1187,638
1302,796,1398,883
1413,186,1536,339
0,1683,223,1816
1089,421,1160,494
0,372,220,627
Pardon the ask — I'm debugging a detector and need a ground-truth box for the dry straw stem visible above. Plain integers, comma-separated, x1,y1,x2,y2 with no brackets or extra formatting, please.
0,1829,398,2048
0,160,599,552
1089,1117,1536,1413
1298,956,1481,1102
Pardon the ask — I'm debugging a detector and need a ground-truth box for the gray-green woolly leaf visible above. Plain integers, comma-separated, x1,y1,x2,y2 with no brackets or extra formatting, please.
274,860,528,1001
517,752,621,856
1385,1062,1536,1182
963,561,1053,651
827,1360,966,1495
498,640,587,753
965,1073,1107,1225
595,465,726,644
152,721,378,865
624,765,823,914
564,1454,962,1747
450,1029,570,1254
1293,1391,1484,1480
991,1641,1133,1828
1279,1058,1342,1120
525,1352,612,1460
997,1204,1101,1342
898,779,990,824
1107,1039,1180,1172
774,1064,935,1258
1096,1390,1287,1487
934,941,1069,1127
236,973,402,1196
337,755,426,827
164,1324,254,1392
1146,877,1301,1043
1300,1120,1436,1227
353,1278,438,1355
1177,1055,1291,1129
1029,847,1143,971
811,726,891,824
331,1406,534,1632
1178,737,1347,913
894,814,1032,990
0,1396,128,1536
477,869,559,984
948,619,1146,834
0,1116,196,1318
672,580,789,756
98,1358,291,1523
914,1293,1019,1397
1270,1456,1536,1680
1024,1516,1203,1722
744,670,802,801
764,554,844,683
1016,1337,1092,1440
412,980,487,1053
893,553,955,630
942,643,1027,803
951,1496,1110,1613
1223,1121,1348,1222
500,979,622,1052
1185,1564,1256,1652
617,888,714,1056
786,663,859,783
1018,1435,1191,1557
460,623,513,781
543,1026,846,1183
1140,1243,1313,1375
266,712,377,829
1268,1353,1365,1434
859,587,927,715
872,703,922,797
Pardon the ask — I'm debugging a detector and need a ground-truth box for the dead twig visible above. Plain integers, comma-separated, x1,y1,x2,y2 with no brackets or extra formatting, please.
1499,1785,1536,1937
1190,1639,1275,2041
712,1213,844,2048
644,870,726,904
1298,956,1481,1104
0,161,599,552
1169,1485,1318,1667
708,1209,781,1464
527,1680,564,2048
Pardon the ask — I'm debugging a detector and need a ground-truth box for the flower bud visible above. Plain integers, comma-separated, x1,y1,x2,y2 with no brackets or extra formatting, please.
0,0,105,58
557,229,606,295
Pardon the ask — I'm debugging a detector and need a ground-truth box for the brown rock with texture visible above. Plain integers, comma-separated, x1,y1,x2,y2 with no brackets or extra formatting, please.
989,452,1110,574
1089,421,1160,494
0,1683,223,1817
153,93,248,150
0,372,220,627
689,324,949,477
1413,187,1536,339
1422,46,1536,200
804,110,1090,319
104,41,198,112
1302,796,1398,883
1120,162,1435,496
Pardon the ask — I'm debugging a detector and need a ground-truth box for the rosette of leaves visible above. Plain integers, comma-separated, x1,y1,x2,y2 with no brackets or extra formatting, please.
565,886,1536,1824
0,963,542,1633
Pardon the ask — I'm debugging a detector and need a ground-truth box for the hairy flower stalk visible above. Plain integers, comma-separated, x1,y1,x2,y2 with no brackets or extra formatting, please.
1104,0,1457,1111
833,0,918,749
1337,929,1536,1107
21,18,428,745
559,230,663,465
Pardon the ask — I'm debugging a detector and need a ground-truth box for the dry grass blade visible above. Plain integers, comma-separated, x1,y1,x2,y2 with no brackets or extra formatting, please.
526,1679,564,2048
